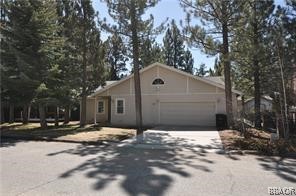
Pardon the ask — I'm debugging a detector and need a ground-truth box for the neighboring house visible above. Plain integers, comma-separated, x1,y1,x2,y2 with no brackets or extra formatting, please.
85,62,242,126
244,95,273,113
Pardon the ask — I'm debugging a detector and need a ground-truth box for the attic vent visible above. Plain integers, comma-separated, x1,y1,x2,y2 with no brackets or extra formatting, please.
152,78,164,85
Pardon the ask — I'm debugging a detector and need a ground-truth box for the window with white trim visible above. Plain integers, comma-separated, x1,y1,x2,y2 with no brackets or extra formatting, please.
116,98,125,114
98,100,104,114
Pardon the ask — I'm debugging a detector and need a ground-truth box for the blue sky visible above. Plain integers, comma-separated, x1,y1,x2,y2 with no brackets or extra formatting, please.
93,0,286,71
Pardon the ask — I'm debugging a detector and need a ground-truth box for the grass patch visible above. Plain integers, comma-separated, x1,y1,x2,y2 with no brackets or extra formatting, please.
1,122,136,143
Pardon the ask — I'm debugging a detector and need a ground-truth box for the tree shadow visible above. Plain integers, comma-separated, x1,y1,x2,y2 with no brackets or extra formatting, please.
256,156,296,183
0,138,28,148
48,139,216,196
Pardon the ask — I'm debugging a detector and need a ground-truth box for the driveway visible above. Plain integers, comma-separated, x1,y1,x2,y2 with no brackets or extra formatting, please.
120,126,223,153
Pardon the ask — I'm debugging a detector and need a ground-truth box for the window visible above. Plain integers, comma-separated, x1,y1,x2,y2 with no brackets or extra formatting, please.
152,78,164,85
116,98,125,115
98,100,104,114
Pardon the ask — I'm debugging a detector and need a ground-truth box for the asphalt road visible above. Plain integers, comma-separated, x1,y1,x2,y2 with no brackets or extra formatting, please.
1,139,295,196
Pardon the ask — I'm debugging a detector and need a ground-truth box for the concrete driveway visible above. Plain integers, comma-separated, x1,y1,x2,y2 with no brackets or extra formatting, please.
120,126,223,153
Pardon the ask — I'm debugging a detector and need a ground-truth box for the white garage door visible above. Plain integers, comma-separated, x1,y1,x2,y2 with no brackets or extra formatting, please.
159,102,216,126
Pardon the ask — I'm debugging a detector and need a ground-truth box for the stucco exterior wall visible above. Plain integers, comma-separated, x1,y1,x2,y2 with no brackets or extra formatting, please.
86,64,239,126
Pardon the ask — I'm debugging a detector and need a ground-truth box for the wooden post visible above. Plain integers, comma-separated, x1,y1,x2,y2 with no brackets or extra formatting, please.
28,105,31,121
94,97,97,125
9,103,14,124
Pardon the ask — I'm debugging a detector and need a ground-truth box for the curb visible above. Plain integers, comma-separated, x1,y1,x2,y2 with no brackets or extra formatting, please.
1,135,115,146
225,149,296,158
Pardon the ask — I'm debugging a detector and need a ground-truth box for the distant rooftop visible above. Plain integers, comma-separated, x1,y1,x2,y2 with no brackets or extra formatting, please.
93,80,117,92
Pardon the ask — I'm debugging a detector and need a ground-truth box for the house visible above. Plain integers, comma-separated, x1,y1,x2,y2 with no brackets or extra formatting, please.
84,62,242,126
244,95,273,113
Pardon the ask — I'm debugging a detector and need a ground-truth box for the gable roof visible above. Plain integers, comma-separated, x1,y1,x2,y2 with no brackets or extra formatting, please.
245,95,273,103
204,76,225,86
93,80,117,92
89,62,242,97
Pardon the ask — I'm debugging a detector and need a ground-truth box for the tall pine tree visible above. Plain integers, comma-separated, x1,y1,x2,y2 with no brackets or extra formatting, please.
163,20,184,69
101,0,161,136
232,0,274,128
181,0,244,127
70,0,105,127
106,32,128,80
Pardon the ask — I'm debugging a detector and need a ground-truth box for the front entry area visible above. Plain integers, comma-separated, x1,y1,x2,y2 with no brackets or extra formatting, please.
94,96,111,124
159,102,216,126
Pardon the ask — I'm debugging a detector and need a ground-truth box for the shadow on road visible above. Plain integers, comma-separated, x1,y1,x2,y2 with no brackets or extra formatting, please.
47,140,218,196
257,156,296,183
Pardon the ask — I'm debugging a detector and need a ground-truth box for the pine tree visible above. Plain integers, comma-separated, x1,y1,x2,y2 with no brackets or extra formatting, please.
106,32,128,80
101,0,161,136
56,0,80,124
68,0,106,127
1,0,63,128
196,64,208,77
163,20,185,69
213,57,223,76
181,0,244,127
181,48,194,74
232,0,274,129
140,38,164,67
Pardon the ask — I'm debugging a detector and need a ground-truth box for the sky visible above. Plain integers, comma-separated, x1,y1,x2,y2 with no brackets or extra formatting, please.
93,0,286,71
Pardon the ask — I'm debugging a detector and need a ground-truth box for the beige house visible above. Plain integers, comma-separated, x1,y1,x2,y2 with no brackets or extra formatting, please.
85,63,242,126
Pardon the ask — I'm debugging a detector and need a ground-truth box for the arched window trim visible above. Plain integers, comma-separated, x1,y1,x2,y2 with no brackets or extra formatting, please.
152,78,165,85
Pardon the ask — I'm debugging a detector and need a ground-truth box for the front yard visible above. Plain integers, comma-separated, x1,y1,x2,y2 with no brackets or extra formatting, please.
219,128,296,155
0,122,136,143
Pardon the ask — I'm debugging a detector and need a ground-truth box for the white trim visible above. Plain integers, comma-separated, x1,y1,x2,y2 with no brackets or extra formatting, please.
94,97,97,124
186,77,189,94
115,98,125,115
107,92,226,96
129,78,132,95
89,62,242,97
158,101,160,123
97,100,105,114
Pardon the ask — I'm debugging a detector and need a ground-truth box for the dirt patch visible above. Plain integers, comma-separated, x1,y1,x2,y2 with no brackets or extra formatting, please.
219,129,296,155
56,127,136,142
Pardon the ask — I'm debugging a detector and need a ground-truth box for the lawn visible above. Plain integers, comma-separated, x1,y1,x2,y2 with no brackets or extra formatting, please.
1,122,136,143
219,128,296,155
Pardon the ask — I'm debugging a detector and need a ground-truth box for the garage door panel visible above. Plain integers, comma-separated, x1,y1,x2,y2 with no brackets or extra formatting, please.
160,102,215,126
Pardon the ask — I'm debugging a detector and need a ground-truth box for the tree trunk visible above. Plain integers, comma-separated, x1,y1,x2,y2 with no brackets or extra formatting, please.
252,3,261,129
1,104,4,123
54,106,59,127
130,1,143,137
39,104,47,129
64,105,70,124
80,6,87,127
22,104,29,124
222,2,233,128
254,60,261,129
9,103,14,124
